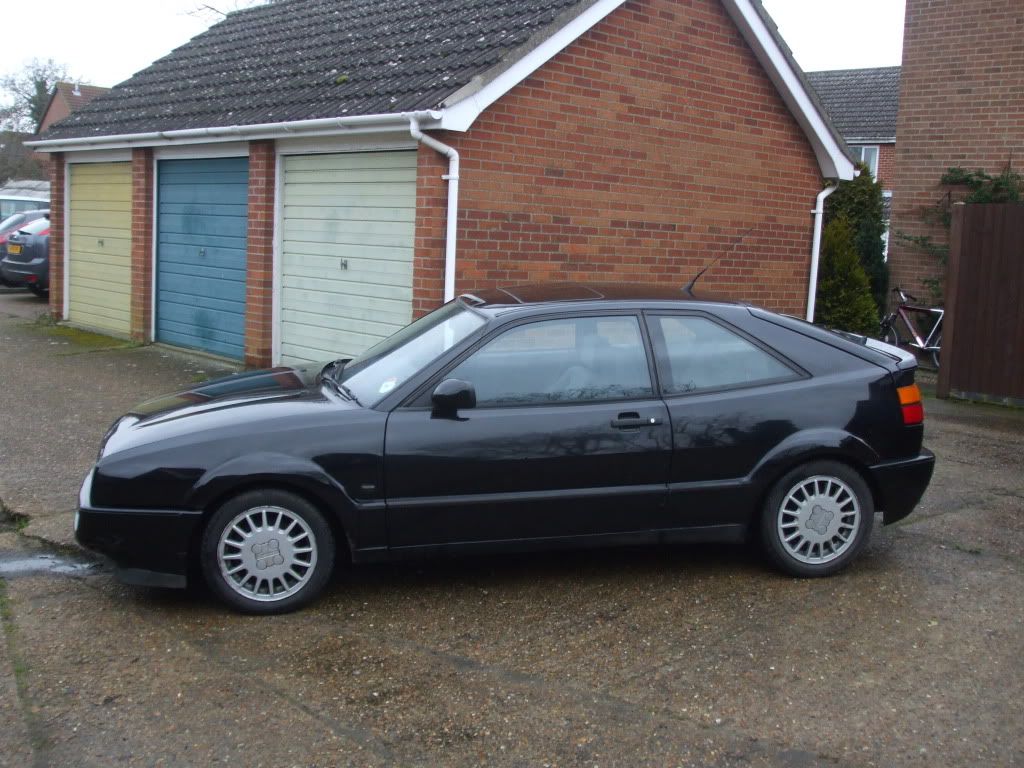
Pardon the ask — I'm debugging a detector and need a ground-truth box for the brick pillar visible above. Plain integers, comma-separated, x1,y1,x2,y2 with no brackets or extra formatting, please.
244,140,275,368
130,148,155,342
47,153,65,320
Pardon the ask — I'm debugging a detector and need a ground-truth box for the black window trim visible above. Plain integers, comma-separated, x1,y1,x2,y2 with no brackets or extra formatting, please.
644,310,808,399
398,309,661,411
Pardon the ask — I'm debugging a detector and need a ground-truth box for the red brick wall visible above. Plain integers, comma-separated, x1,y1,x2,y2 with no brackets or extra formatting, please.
889,0,1024,303
130,148,154,342
47,153,65,319
413,0,824,318
245,140,275,367
877,143,896,191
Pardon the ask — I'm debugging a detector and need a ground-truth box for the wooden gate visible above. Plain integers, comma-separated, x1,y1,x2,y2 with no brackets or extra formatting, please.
937,202,1024,405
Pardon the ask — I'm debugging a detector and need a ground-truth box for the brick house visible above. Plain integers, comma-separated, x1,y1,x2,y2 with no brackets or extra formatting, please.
37,83,111,135
807,66,899,226
30,0,852,368
888,0,1024,302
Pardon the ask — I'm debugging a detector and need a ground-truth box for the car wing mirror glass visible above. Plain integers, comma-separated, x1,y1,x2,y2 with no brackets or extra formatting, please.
431,379,476,419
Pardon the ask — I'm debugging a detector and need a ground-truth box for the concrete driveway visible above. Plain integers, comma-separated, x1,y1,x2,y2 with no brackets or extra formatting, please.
1,291,1022,767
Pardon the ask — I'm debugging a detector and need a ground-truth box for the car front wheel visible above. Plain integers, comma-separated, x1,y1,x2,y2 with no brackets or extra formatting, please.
200,489,335,614
760,461,873,577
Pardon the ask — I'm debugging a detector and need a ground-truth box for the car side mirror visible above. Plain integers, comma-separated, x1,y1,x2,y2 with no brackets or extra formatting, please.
431,379,476,418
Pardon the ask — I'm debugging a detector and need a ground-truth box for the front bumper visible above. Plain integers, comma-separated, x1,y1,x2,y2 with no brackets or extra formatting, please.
869,449,936,524
0,257,47,288
76,471,201,588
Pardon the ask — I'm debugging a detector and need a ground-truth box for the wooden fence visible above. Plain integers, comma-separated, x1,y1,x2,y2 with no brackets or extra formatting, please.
937,202,1024,405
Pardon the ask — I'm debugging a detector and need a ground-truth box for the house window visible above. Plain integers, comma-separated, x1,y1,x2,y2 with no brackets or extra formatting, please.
849,145,880,178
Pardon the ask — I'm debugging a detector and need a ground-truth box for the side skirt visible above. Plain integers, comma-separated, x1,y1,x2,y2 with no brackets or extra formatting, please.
350,524,747,563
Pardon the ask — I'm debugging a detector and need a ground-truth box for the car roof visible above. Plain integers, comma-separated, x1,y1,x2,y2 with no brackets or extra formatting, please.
460,282,746,310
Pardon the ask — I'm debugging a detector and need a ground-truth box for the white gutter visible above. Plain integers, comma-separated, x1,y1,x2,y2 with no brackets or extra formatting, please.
409,117,460,303
806,184,838,322
25,110,443,152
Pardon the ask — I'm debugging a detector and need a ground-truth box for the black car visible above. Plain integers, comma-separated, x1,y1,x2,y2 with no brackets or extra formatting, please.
76,284,934,613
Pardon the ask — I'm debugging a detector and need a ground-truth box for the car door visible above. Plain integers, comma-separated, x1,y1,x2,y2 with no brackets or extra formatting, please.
383,313,672,548
646,312,805,528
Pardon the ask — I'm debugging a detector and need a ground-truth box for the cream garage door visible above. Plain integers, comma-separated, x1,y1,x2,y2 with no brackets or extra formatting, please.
280,151,417,364
67,162,132,335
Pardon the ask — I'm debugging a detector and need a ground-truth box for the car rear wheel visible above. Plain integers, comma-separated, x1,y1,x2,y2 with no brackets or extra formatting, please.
28,285,48,299
760,461,873,577
200,489,335,614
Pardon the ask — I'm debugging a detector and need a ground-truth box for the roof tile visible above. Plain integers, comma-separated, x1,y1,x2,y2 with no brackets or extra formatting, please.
806,66,901,143
43,0,587,140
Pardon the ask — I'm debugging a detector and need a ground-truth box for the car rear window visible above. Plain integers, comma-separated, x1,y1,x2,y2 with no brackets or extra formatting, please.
749,308,898,369
18,218,50,235
0,213,28,232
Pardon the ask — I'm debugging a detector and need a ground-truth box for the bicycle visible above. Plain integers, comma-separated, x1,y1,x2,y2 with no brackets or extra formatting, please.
879,287,943,369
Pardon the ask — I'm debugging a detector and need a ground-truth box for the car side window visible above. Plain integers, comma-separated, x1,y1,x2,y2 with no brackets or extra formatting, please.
652,315,796,395
447,316,653,407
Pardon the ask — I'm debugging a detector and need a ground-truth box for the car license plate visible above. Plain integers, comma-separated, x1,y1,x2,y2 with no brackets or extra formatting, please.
7,244,21,255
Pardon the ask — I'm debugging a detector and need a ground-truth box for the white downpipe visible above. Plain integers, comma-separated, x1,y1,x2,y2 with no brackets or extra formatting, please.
806,184,837,322
409,117,460,303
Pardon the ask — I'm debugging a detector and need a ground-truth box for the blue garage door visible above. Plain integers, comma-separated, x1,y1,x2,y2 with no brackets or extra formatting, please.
157,157,249,359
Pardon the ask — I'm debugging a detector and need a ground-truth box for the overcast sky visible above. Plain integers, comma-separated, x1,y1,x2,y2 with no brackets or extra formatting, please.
0,0,905,94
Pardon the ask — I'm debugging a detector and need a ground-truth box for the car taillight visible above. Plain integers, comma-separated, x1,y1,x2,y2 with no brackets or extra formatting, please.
898,383,924,425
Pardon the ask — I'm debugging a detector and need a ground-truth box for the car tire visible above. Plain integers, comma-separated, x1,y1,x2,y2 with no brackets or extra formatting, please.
200,489,335,614
28,285,48,299
760,461,873,578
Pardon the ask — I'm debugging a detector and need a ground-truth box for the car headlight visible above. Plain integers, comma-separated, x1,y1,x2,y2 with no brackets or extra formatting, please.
78,469,95,510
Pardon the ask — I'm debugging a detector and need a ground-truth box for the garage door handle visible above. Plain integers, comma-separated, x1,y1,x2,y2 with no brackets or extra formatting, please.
611,414,661,429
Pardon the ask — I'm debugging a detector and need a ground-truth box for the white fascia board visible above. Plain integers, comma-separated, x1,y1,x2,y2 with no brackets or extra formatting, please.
439,0,629,132
721,0,855,181
25,111,442,154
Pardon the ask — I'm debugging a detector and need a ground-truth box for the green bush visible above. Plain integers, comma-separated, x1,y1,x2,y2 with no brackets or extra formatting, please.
814,216,879,337
825,164,889,314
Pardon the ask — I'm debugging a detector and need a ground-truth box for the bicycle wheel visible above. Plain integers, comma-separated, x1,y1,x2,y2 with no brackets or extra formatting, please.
931,333,941,369
881,318,899,346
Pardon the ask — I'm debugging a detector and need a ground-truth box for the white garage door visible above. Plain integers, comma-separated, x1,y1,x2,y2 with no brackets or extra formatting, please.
279,150,417,364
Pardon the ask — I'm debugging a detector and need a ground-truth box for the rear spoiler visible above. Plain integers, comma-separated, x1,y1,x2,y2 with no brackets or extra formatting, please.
863,337,918,371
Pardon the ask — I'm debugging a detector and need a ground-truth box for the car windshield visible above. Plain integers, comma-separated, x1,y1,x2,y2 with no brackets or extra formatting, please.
336,300,486,406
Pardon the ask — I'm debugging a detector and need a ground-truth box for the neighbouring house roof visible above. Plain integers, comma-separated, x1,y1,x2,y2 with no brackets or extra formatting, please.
37,82,111,134
806,66,901,144
31,0,853,179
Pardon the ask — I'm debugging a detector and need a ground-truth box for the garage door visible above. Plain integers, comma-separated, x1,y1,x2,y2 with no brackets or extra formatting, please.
67,162,131,335
156,157,248,359
279,150,416,364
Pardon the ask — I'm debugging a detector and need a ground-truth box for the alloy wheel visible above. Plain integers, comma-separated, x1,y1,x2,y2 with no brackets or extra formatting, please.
776,475,861,565
217,505,318,602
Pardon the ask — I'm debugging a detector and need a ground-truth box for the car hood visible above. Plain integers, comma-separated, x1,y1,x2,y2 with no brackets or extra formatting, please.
127,364,329,422
98,362,355,458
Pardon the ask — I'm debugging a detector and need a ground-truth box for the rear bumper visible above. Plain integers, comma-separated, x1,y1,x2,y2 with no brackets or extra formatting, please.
75,504,202,588
0,257,47,288
869,449,936,524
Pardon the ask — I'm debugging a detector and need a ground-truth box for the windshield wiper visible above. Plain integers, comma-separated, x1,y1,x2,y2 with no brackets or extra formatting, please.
320,363,362,405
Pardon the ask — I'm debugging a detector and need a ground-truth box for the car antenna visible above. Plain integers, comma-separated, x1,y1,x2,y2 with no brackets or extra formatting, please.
684,225,757,293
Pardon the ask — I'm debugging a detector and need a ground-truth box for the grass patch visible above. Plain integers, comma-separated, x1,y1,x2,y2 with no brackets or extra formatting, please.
0,499,30,533
0,579,52,755
26,320,136,352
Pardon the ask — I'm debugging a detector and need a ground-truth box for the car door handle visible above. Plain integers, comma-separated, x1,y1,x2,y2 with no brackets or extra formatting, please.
611,414,662,429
